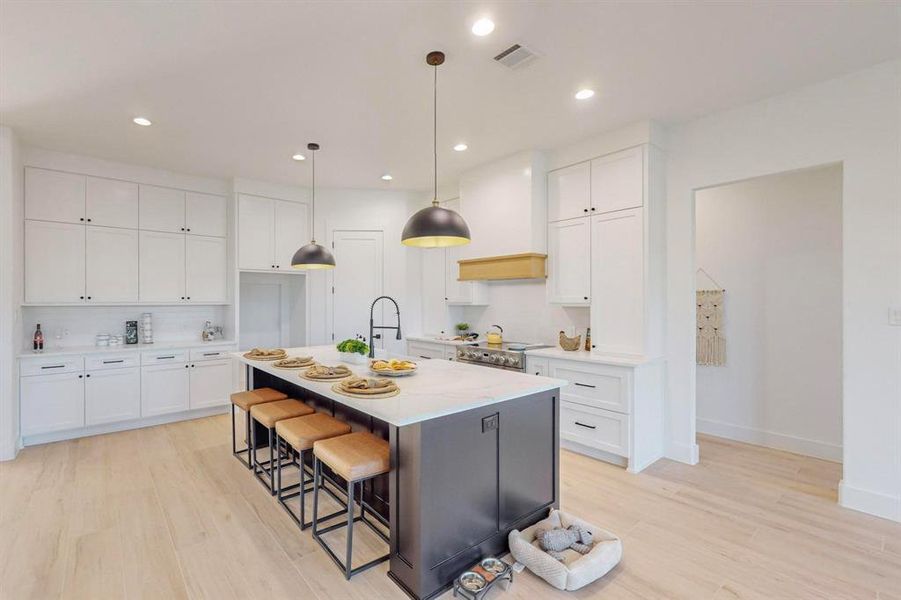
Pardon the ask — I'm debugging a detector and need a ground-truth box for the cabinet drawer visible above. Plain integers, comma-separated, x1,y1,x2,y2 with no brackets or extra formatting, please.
20,356,84,376
189,345,236,361
407,342,445,360
85,353,140,370
550,360,631,414
141,349,188,365
561,402,629,458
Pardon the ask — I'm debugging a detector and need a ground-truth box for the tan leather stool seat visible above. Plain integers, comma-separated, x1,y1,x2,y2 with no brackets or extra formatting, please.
276,413,351,451
313,432,389,482
250,399,314,428
231,388,288,410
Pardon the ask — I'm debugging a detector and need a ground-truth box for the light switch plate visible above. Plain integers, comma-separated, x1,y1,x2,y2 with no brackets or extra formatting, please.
889,307,901,326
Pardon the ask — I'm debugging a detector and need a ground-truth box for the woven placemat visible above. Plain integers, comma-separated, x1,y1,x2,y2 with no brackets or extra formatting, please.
273,358,316,369
299,368,353,381
331,382,400,399
243,349,287,361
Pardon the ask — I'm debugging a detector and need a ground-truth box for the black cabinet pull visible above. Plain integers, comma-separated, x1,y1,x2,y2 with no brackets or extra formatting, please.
102,359,124,364
157,355,175,360
583,296,588,300
590,207,596,211
574,421,596,430
583,208,588,213
592,344,596,349
79,217,84,222
574,382,596,389
87,218,92,222
181,227,185,231
78,374,83,379
41,364,65,370
186,228,191,232
419,355,431,360
87,296,91,300
202,352,219,356
185,364,189,368
186,296,191,300
79,296,84,300
85,374,91,378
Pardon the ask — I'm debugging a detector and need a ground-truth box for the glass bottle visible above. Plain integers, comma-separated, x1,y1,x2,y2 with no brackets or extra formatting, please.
33,324,44,352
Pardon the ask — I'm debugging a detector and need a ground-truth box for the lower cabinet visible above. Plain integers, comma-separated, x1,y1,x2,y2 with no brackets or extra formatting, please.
20,371,86,436
188,359,232,409
85,367,141,425
560,401,629,458
140,362,190,416
406,340,457,360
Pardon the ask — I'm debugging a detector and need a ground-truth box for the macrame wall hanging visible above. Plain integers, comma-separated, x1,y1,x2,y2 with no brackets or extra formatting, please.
696,268,726,366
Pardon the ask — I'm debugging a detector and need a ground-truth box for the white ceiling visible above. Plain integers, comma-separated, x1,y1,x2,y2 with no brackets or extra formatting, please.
2,1,899,190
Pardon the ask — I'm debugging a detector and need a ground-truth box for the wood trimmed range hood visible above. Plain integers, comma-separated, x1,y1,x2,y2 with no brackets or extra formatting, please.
457,252,546,281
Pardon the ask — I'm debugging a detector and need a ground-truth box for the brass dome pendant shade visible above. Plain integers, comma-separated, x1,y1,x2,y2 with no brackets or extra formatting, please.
401,51,471,248
292,142,336,269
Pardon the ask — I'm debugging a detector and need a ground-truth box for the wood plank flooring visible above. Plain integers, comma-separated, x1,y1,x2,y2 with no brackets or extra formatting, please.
1,415,899,599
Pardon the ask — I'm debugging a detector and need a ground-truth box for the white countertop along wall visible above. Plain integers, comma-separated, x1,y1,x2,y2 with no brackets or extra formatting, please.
19,339,236,359
234,345,565,426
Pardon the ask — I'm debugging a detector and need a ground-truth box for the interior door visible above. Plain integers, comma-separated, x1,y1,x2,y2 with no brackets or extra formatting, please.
24,220,85,304
139,231,186,302
86,226,139,303
274,200,309,270
185,235,227,303
330,230,384,349
237,194,275,270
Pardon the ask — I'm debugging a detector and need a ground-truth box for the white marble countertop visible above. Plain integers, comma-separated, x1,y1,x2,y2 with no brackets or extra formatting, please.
524,346,658,367
19,339,237,359
405,335,481,346
233,345,566,427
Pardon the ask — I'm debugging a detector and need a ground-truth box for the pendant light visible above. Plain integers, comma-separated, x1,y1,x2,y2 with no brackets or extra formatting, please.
401,51,471,248
291,142,336,269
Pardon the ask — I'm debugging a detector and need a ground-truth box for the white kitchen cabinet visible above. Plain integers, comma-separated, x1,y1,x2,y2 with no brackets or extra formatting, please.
86,226,139,303
421,248,448,334
85,367,141,425
25,167,85,224
141,362,190,416
139,185,185,233
561,401,630,458
590,208,644,356
185,192,227,237
139,230,186,302
406,340,447,360
20,371,86,436
186,235,227,303
547,218,591,305
442,198,488,305
86,177,139,228
188,359,233,409
274,200,309,269
24,220,85,304
547,161,591,222
525,356,549,377
590,147,643,214
550,359,632,414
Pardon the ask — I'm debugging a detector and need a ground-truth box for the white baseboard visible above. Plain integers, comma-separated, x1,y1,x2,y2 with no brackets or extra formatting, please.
665,440,700,465
839,479,901,523
21,405,229,447
697,418,842,462
561,439,628,469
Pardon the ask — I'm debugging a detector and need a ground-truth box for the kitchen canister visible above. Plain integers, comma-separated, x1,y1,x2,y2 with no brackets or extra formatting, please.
141,313,154,344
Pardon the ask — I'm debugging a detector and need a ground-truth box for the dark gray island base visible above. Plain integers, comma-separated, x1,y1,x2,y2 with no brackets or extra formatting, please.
248,366,560,600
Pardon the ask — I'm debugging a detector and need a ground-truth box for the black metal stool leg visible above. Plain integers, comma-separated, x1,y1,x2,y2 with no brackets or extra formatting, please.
345,479,355,580
245,411,253,470
268,427,276,495
312,458,321,537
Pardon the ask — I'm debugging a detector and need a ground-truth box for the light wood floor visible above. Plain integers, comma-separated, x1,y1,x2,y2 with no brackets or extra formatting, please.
1,415,899,600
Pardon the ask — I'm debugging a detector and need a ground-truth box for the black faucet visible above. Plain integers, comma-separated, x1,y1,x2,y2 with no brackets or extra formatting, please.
369,295,402,358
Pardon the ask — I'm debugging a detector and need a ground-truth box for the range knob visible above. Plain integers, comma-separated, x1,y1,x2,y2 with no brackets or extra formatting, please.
506,356,520,366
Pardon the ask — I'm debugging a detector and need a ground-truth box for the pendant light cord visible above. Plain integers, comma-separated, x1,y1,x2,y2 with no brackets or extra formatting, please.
432,62,438,206
310,146,316,243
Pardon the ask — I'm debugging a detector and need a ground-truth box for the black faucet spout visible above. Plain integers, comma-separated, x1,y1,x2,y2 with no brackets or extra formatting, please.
369,295,402,358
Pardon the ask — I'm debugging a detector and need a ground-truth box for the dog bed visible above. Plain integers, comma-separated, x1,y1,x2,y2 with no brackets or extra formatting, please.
508,509,622,591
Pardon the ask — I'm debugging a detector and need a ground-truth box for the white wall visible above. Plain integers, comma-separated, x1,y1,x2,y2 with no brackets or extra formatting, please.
695,165,843,461
666,59,901,521
0,126,24,460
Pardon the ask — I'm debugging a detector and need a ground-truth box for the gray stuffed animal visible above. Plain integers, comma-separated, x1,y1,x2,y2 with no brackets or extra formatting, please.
535,524,594,561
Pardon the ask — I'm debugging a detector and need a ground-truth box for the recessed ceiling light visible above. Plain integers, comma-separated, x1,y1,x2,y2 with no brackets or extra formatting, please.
574,89,595,100
471,18,495,36
132,117,152,126
292,153,306,161
453,143,468,152
381,174,393,181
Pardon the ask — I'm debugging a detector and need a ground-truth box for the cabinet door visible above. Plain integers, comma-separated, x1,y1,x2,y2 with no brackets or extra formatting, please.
86,226,139,303
590,208,644,355
442,199,471,304
547,219,591,305
406,342,445,360
274,200,309,269
24,220,85,304
237,194,275,270
185,235,227,303
547,161,590,222
86,177,138,228
85,367,141,425
421,248,447,334
141,363,190,416
20,372,85,436
25,168,85,224
139,185,185,233
590,147,643,214
185,192,227,237
189,359,233,409
139,231,186,302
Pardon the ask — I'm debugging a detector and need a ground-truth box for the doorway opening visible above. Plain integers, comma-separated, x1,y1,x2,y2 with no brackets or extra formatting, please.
693,163,843,490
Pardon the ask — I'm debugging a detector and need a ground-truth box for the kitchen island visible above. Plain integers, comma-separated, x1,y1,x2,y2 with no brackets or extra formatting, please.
233,345,564,600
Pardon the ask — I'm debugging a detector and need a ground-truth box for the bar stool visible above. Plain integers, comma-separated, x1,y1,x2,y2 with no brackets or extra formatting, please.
230,388,287,468
249,399,314,494
312,431,390,580
275,413,352,529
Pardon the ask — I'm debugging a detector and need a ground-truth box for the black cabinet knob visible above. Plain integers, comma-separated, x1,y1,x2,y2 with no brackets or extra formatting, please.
583,296,588,300
185,364,189,368
583,208,588,213
592,344,596,349
79,296,84,300
180,296,185,300
79,217,84,221
86,374,91,378
181,227,185,231
87,218,92,222
186,228,191,232
186,296,191,300
87,296,91,300
590,207,596,211
78,374,83,379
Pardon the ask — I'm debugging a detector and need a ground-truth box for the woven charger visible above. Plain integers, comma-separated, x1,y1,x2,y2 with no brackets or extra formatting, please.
300,366,353,381
243,349,287,361
273,357,316,369
331,382,399,399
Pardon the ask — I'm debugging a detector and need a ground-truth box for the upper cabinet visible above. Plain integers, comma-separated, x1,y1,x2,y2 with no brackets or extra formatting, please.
185,192,227,237
547,161,591,222
86,226,139,303
237,194,309,272
590,146,643,214
139,185,185,233
547,218,591,305
25,168,85,224
25,220,85,304
86,177,138,228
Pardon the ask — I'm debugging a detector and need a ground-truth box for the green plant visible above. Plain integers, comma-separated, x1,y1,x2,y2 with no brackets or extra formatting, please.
455,322,470,332
336,338,369,355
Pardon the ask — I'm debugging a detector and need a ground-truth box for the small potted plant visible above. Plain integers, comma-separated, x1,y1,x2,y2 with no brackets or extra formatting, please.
336,336,369,364
455,322,470,339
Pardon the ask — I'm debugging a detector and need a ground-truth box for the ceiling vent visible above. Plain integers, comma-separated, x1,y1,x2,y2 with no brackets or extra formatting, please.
493,44,538,69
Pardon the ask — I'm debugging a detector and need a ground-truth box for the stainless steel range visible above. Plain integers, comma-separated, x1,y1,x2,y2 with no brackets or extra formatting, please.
455,341,549,372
